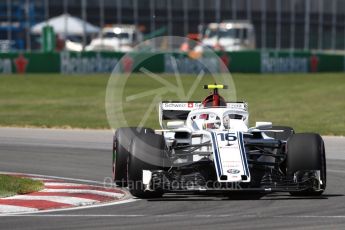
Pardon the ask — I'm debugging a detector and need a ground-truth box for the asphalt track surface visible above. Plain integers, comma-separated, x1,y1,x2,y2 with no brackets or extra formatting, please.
0,127,344,230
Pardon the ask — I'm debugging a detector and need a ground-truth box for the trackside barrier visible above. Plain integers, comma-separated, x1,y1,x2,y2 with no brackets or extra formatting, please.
0,50,344,74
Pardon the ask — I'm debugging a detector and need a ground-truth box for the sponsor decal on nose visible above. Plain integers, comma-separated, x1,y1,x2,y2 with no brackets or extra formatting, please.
227,169,240,174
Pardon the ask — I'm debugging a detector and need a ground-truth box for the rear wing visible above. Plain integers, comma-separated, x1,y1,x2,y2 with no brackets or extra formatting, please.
158,101,248,129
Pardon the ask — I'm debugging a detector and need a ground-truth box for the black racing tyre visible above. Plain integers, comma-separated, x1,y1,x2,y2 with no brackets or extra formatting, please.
128,133,168,199
262,126,295,141
112,127,154,187
286,133,326,196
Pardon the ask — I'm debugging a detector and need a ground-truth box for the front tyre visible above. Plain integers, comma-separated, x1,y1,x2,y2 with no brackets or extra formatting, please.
287,133,326,196
113,127,154,187
128,133,167,199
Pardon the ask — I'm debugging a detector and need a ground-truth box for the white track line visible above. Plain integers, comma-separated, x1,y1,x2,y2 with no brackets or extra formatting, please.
2,214,345,219
0,198,137,216
27,178,61,181
42,189,124,198
43,182,88,186
0,172,106,186
328,169,345,174
0,205,38,213
4,195,98,206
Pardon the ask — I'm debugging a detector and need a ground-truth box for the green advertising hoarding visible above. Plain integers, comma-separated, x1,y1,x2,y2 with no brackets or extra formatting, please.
259,50,345,73
60,51,123,74
0,50,344,74
60,51,165,74
0,52,60,74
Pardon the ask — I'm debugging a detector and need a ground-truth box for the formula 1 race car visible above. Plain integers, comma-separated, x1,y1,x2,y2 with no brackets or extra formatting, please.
112,84,326,198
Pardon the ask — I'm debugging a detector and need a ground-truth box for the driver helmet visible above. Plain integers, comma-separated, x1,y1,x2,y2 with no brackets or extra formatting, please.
201,114,221,129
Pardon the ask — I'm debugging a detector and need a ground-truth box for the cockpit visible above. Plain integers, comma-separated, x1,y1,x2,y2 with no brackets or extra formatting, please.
187,108,248,131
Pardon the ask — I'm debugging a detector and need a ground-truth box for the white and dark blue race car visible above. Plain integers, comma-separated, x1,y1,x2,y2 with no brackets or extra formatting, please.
112,85,326,198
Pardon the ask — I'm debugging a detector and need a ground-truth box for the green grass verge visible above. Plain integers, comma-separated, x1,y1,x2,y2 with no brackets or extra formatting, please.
0,175,44,198
0,73,344,135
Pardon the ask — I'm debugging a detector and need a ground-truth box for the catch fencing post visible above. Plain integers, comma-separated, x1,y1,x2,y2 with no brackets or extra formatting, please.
81,0,87,50
318,0,323,50
232,0,237,20
276,0,281,50
331,0,337,50
261,0,266,49
290,0,295,51
304,0,310,50
6,0,12,50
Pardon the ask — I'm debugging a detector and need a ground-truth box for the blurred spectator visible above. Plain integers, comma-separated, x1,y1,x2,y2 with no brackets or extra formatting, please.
56,35,65,51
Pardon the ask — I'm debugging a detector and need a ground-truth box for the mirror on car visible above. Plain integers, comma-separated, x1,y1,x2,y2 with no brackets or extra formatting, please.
255,121,272,130
167,121,185,129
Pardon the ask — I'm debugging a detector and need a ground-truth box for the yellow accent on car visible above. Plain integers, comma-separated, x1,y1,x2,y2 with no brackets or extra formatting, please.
204,84,228,89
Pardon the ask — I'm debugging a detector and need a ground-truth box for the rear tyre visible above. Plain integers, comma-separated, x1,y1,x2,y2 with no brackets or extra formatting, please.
128,133,167,198
113,127,154,187
287,133,326,196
